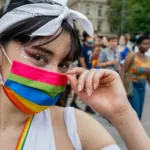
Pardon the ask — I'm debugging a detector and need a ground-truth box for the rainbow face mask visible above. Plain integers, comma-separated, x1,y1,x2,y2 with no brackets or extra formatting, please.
3,61,68,114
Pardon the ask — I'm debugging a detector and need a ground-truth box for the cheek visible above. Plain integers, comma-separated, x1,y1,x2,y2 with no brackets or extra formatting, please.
7,47,23,62
114,42,118,45
144,46,150,50
111,42,117,46
7,47,35,66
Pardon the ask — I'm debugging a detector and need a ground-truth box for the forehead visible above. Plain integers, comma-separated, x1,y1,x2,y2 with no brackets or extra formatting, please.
142,39,150,44
120,36,125,39
33,29,70,45
95,38,100,41
30,31,71,58
109,39,118,42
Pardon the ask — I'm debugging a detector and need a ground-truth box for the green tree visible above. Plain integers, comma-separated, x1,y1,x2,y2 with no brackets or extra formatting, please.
107,0,150,34
107,0,122,34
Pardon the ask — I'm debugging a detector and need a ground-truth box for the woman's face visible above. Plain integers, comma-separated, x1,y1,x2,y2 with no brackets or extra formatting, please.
119,36,126,44
93,47,100,57
139,39,150,53
94,38,101,46
0,30,72,81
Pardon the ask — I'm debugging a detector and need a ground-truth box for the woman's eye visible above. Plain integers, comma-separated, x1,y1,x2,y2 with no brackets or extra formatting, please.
33,54,46,61
24,49,49,66
32,54,49,64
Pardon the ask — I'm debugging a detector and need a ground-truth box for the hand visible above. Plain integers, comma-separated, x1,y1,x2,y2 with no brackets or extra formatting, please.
67,67,131,120
107,60,117,66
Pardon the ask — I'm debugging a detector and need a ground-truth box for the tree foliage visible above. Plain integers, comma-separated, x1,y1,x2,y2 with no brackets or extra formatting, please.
107,0,150,34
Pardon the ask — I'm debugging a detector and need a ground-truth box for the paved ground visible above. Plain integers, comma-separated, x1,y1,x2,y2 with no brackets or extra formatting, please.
67,84,150,150
93,84,150,150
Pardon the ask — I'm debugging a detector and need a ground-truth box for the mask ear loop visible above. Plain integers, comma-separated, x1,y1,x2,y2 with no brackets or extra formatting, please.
0,44,12,86
0,44,13,133
0,79,3,133
0,45,12,65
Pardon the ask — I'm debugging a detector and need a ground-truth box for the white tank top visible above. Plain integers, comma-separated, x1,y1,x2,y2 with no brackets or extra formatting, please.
23,107,121,150
23,107,82,150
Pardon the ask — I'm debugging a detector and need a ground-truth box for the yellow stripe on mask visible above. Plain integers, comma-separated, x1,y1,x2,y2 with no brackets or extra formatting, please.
13,92,50,112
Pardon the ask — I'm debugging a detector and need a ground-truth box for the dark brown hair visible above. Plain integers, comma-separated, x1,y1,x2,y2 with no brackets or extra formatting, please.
0,1,81,107
108,35,118,42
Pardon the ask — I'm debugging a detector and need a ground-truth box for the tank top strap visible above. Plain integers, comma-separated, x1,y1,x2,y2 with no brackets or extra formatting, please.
23,109,56,150
64,107,82,150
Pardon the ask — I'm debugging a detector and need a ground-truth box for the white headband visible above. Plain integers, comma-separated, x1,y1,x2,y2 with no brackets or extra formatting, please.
0,0,94,37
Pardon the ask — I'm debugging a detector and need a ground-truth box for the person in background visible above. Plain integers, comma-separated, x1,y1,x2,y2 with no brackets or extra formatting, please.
79,31,93,69
117,35,130,74
94,36,102,46
134,31,144,52
122,36,150,120
125,32,134,51
133,33,150,57
118,35,130,64
71,32,95,114
101,36,109,49
97,36,120,72
92,45,101,68
94,30,98,38
79,32,96,114
135,31,144,41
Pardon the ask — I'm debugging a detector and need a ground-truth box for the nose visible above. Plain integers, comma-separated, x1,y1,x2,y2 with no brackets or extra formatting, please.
44,64,60,73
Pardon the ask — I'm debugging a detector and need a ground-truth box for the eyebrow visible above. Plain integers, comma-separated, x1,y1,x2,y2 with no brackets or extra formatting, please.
32,46,54,55
33,46,73,62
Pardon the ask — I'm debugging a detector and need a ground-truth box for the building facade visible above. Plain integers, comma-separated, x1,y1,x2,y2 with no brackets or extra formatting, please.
68,0,110,36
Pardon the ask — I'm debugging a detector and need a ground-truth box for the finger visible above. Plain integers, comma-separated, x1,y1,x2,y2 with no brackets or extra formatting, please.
93,69,119,89
77,70,89,92
85,69,97,96
66,67,86,75
66,74,78,94
93,70,102,89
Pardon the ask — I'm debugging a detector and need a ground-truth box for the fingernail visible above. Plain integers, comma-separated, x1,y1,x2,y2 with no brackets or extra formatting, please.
78,85,82,92
94,83,97,90
87,88,91,96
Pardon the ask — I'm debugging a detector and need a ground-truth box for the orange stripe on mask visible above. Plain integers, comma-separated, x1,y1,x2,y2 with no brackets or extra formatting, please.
3,86,36,114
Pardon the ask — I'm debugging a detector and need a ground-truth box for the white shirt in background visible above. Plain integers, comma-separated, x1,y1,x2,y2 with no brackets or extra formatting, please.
134,46,150,57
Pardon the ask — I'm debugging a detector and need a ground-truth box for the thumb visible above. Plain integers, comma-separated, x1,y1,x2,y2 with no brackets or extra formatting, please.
66,74,78,94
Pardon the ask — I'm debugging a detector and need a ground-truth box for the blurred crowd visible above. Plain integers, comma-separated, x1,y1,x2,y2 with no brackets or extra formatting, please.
66,30,150,120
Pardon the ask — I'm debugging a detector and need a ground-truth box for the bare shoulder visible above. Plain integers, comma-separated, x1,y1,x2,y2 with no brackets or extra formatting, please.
74,108,116,150
50,106,65,121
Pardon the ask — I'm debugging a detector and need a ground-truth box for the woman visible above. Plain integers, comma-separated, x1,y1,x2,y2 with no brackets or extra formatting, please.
122,36,150,120
117,35,130,74
118,35,130,65
92,45,101,68
94,36,102,47
0,0,119,150
101,36,109,49
0,1,150,150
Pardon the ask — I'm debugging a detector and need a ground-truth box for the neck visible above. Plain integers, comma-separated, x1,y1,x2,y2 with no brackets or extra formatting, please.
138,51,145,56
0,86,29,132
